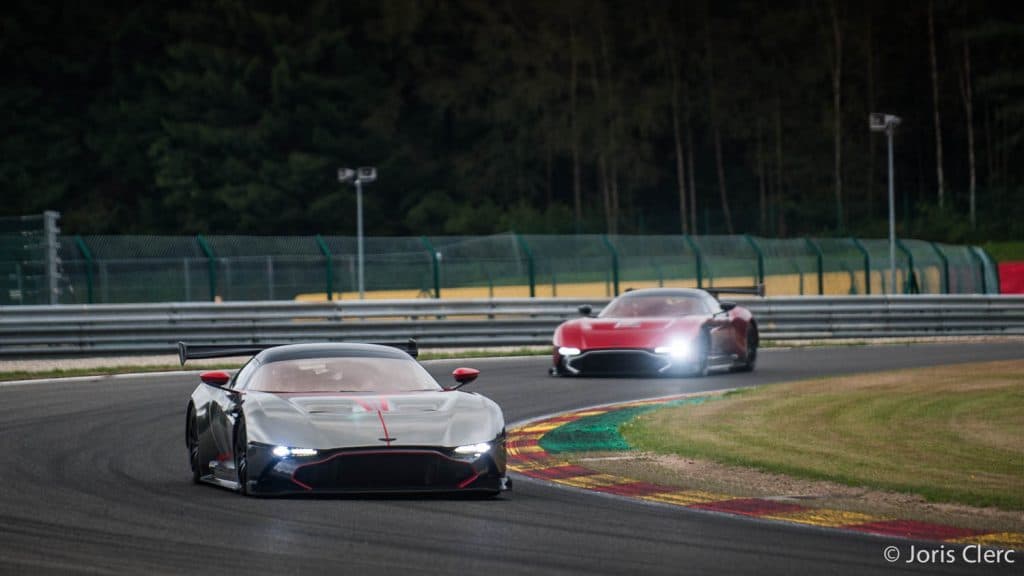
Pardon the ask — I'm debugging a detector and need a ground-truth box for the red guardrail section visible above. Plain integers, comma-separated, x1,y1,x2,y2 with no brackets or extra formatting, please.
999,262,1024,294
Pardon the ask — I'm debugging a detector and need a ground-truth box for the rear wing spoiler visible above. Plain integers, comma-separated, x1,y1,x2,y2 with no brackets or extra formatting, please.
177,338,419,366
702,284,765,299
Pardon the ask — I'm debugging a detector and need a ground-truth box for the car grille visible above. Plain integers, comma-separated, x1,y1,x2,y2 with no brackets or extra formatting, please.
567,350,669,374
292,449,476,491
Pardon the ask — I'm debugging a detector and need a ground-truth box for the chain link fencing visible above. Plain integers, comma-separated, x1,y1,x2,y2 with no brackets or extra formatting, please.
0,212,59,305
0,214,1001,304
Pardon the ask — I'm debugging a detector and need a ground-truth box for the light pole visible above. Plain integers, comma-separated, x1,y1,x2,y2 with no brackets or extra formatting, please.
870,113,901,294
338,166,377,299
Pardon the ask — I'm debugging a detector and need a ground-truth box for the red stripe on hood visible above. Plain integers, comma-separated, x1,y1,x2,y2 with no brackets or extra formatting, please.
377,410,392,447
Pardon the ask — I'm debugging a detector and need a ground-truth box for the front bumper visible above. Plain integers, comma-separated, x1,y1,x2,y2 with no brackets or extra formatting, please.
244,444,508,495
554,348,700,376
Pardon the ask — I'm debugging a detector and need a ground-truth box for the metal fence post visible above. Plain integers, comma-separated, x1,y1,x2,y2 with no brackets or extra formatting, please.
74,235,94,304
222,258,232,301
15,262,23,303
100,261,109,303
851,237,872,295
43,211,60,304
683,235,703,289
981,247,1000,294
183,258,192,301
602,235,620,296
265,256,274,300
791,260,804,295
196,235,217,301
744,235,765,285
969,246,999,294
805,237,824,295
929,242,950,294
420,237,441,299
315,235,334,301
968,247,987,294
895,238,917,293
515,234,536,298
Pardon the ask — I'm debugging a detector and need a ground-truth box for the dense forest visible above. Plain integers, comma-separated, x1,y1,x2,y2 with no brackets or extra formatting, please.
1,0,1022,241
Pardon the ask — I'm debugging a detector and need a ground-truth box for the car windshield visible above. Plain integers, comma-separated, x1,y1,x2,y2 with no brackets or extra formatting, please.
246,357,443,393
599,294,707,318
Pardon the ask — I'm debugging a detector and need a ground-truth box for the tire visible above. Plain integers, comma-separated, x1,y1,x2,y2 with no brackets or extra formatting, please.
691,333,710,377
549,365,573,377
186,405,203,484
234,417,250,496
737,325,759,372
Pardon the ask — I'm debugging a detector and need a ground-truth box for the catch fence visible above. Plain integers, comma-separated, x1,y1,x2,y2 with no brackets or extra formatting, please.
0,214,999,305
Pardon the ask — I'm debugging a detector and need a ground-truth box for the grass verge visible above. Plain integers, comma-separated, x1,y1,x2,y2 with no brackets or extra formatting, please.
621,360,1024,511
0,365,196,382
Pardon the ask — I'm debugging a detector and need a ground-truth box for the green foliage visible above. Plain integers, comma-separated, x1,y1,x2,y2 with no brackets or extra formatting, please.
982,241,1024,263
909,204,974,244
0,0,1022,240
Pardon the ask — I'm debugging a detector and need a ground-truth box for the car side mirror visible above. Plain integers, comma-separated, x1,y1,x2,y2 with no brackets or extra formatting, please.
578,304,592,317
448,367,480,390
718,301,737,312
200,370,231,388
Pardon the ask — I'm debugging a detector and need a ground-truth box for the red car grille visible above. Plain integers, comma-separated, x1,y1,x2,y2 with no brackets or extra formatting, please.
568,350,670,374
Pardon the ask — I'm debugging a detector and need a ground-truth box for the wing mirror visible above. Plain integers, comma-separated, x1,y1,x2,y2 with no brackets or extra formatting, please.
448,367,480,390
718,301,737,312
578,304,593,317
200,370,231,388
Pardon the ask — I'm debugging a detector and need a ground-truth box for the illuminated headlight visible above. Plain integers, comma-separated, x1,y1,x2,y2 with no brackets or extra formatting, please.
655,341,692,358
558,347,581,356
453,442,491,456
272,446,318,458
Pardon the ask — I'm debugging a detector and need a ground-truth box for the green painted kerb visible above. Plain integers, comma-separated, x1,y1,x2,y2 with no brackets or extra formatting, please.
539,397,710,454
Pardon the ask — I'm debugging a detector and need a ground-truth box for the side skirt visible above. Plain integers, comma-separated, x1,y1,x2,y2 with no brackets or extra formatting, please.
199,475,241,491
708,353,738,370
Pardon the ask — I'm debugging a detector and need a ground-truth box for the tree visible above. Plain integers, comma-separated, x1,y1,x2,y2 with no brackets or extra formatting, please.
828,0,844,230
928,0,946,208
704,9,734,234
2,1,1023,241
652,11,689,234
958,32,977,229
150,1,400,234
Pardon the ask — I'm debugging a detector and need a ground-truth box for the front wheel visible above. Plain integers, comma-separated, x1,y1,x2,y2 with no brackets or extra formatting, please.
736,326,759,372
186,405,202,483
234,418,249,496
549,365,573,377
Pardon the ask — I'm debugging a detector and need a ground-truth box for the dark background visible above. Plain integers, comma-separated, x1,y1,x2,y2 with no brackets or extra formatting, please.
1,0,1021,240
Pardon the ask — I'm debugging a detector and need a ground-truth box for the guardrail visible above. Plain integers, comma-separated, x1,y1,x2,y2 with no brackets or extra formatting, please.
2,295,1023,356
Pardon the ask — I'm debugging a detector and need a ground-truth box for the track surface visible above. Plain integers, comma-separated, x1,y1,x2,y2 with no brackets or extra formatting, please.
1,343,1021,575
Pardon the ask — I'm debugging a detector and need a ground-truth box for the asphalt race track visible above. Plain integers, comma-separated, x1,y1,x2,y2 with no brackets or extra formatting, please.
0,343,1021,575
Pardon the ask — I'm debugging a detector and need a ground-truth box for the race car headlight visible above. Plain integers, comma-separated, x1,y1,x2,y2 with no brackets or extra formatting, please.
453,442,491,456
272,446,319,458
655,340,692,358
557,347,581,357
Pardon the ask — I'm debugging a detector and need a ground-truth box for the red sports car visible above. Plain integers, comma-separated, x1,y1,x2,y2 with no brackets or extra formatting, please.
550,287,761,377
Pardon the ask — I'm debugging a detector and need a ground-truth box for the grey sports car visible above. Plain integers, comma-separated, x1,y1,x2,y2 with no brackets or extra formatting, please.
182,341,509,496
